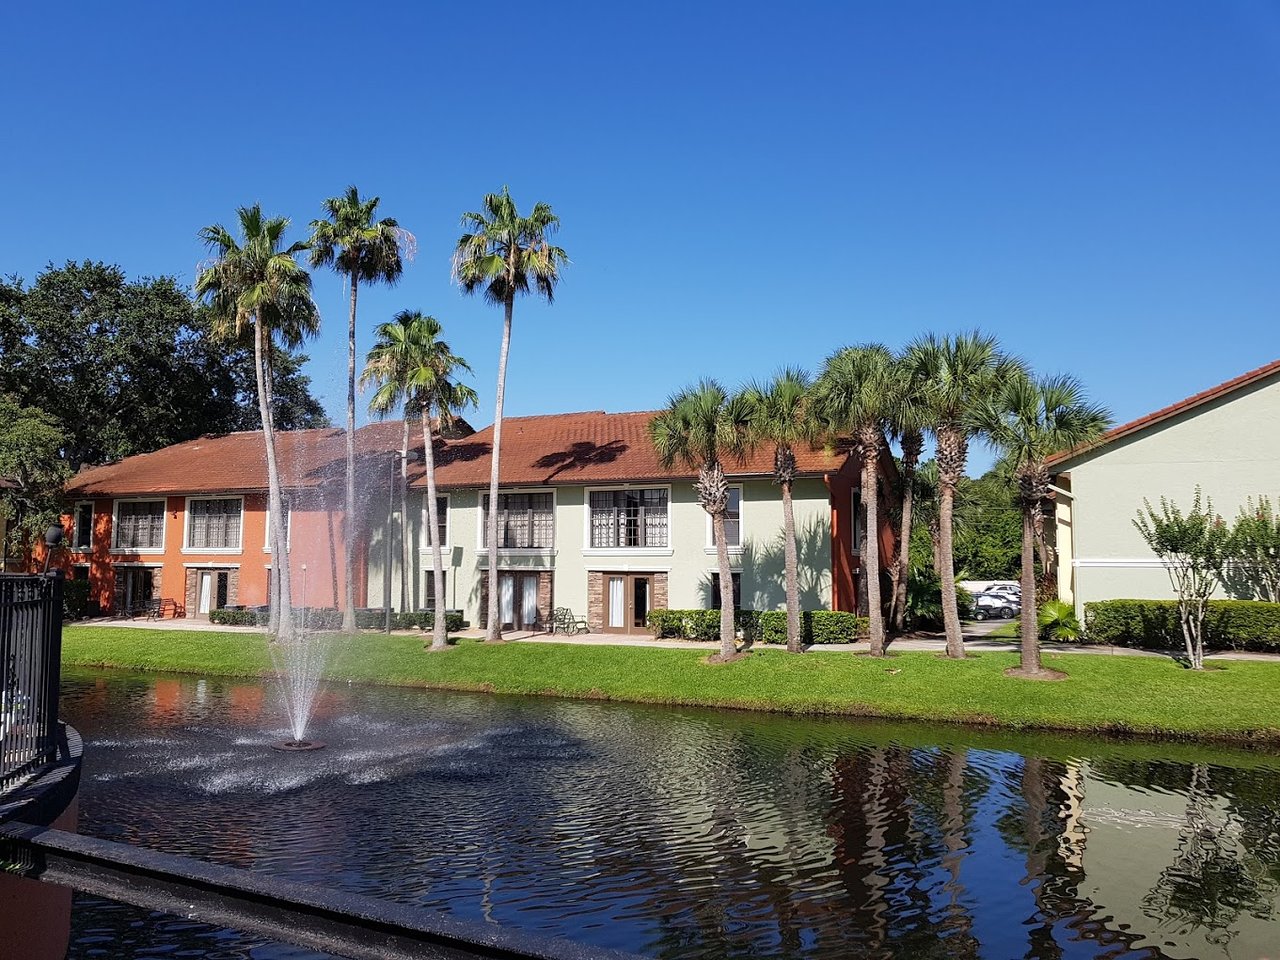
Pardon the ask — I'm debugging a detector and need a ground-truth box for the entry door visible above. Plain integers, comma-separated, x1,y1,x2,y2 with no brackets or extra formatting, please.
604,574,654,634
498,572,541,630
198,572,214,615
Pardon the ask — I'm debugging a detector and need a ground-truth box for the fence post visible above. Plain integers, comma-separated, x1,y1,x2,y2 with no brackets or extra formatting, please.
43,572,64,761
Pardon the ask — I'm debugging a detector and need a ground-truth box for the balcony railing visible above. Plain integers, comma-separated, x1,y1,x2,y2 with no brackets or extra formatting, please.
0,573,64,793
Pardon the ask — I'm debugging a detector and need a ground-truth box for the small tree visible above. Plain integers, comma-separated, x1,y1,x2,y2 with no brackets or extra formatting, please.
1228,497,1280,602
1133,488,1229,670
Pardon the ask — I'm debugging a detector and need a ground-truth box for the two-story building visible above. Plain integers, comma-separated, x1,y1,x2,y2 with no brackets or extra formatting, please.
46,408,896,628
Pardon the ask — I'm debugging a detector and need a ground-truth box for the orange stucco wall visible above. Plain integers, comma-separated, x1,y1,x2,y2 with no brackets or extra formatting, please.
827,449,899,614
37,491,350,616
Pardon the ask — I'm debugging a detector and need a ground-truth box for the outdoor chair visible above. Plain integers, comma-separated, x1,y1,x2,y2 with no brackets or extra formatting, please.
552,607,589,635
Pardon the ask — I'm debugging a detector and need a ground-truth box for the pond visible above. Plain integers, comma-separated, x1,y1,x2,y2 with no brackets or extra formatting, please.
60,668,1280,959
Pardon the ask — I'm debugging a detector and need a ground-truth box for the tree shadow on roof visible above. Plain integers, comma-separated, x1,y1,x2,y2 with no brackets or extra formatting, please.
533,440,628,482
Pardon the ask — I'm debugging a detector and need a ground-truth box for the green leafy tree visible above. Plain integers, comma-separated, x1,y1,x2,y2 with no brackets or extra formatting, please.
976,371,1110,676
196,205,319,642
310,186,408,633
905,332,1022,658
1227,497,1280,602
453,188,568,641
1133,487,1230,670
741,368,815,653
362,311,477,651
812,344,899,655
651,381,753,661
0,394,69,562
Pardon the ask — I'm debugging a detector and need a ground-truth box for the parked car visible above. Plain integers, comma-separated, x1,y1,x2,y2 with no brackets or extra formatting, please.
971,592,1020,621
984,583,1021,602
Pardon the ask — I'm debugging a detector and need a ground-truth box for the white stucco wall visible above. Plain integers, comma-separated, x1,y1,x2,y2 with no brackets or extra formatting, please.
1054,372,1280,610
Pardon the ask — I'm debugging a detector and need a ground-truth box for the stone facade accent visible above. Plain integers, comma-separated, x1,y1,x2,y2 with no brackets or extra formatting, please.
586,570,668,634
184,570,198,616
479,570,555,630
184,567,240,619
652,572,668,612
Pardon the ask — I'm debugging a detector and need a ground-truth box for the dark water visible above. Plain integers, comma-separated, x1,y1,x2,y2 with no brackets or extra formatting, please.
59,669,1280,960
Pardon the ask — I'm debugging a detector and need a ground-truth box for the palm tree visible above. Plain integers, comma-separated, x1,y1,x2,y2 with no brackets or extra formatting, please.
196,205,319,641
905,332,1021,659
975,372,1110,677
887,353,930,634
741,369,815,653
651,381,753,662
310,186,408,633
362,311,477,651
812,345,899,656
453,187,567,642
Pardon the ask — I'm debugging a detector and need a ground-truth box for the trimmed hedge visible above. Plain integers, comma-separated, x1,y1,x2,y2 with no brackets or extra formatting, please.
1084,599,1280,652
62,578,92,620
208,607,465,633
647,609,869,644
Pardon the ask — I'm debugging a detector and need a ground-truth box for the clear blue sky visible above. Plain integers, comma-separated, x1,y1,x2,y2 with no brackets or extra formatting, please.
5,2,1279,474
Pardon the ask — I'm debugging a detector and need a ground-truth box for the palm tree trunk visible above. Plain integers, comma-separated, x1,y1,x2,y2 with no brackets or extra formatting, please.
264,350,280,636
254,316,293,641
862,436,886,656
484,296,513,642
342,275,359,634
712,511,736,660
422,415,449,651
892,433,921,634
400,416,410,613
781,477,802,653
1018,499,1041,674
939,481,964,658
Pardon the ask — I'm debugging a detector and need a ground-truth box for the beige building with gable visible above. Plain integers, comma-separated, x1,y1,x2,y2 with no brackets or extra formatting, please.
1048,359,1280,614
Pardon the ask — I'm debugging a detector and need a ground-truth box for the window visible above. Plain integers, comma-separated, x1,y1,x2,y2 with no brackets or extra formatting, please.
709,487,742,548
423,570,448,610
710,572,742,609
482,492,554,549
73,501,94,550
851,490,864,554
113,500,165,550
71,564,90,581
187,497,243,550
589,489,668,548
264,509,292,552
423,495,448,548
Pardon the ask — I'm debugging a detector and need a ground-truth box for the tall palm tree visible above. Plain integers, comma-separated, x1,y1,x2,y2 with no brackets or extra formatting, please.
651,381,753,662
196,205,319,641
310,186,408,633
453,187,567,642
905,332,1021,658
975,372,1110,677
362,311,477,651
812,345,899,655
887,353,930,634
741,369,815,653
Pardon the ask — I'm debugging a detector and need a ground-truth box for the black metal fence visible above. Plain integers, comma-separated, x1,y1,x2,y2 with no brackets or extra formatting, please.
0,573,64,793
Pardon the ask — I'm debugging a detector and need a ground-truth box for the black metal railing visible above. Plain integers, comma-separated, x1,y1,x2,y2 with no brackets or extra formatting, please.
0,573,64,793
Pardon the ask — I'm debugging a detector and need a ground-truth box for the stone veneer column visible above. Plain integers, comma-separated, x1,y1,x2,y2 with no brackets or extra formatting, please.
184,570,198,617
537,571,553,627
652,572,668,613
586,571,603,632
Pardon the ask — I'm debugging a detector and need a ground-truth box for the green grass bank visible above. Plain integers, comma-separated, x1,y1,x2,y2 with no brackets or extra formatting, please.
60,625,1280,745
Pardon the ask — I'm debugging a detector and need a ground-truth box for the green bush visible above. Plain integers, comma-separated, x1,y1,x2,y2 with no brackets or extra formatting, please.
646,609,868,644
1084,599,1280,652
209,607,466,632
209,608,267,627
904,571,973,629
62,578,91,620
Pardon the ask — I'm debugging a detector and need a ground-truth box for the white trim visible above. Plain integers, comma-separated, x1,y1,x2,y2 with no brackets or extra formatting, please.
705,484,743,550
478,487,556,551
182,495,244,554
71,500,94,551
583,483,674,551
588,564,673,573
420,491,451,552
263,508,293,553
110,497,167,554
181,562,241,569
110,561,163,568
1073,558,1172,568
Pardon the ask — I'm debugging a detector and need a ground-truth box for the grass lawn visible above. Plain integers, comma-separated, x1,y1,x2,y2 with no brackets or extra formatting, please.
60,625,1280,744
985,621,1020,639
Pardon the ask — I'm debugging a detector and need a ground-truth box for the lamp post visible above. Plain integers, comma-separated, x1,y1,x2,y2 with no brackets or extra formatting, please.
42,523,64,575
385,449,421,633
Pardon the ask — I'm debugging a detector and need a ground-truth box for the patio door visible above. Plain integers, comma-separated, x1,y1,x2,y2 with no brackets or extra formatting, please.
198,573,214,615
497,572,541,631
604,573,654,634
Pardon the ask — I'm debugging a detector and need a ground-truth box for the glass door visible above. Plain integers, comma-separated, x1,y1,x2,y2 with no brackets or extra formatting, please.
604,573,655,634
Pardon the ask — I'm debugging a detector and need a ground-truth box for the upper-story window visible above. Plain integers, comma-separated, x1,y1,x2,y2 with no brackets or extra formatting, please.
423,495,448,547
187,497,243,550
113,500,166,550
709,487,742,548
263,508,292,552
72,501,94,550
482,492,554,549
590,489,668,548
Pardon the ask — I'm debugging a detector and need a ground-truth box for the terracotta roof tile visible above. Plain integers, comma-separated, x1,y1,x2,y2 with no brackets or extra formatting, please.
1047,358,1280,470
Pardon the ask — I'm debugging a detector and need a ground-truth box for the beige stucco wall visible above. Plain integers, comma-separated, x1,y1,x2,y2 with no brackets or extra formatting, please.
1054,372,1280,611
366,478,834,625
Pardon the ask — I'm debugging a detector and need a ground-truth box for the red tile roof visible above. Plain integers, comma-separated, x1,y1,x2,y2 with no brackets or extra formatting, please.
410,410,845,490
1047,358,1280,470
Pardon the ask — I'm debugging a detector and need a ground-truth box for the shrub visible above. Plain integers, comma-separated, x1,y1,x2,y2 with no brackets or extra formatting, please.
1038,599,1082,641
208,607,467,632
209,608,267,627
62,578,91,620
647,609,867,644
904,571,973,630
1084,599,1280,652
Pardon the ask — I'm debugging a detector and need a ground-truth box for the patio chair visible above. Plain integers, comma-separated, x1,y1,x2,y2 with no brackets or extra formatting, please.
552,607,589,635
